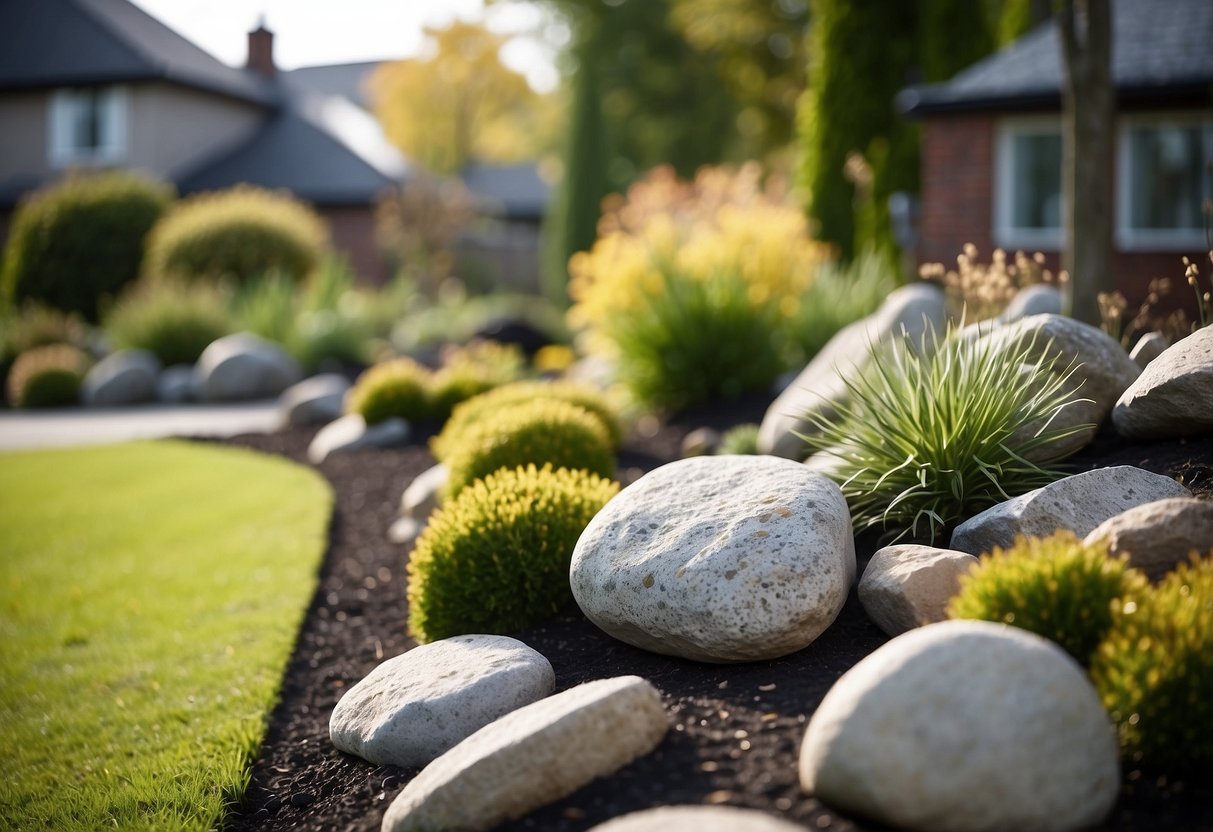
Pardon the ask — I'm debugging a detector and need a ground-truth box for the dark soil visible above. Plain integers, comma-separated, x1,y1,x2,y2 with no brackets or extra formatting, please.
215,399,1213,832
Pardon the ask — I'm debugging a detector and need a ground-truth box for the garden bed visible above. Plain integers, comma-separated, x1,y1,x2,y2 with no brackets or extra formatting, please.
215,404,1213,832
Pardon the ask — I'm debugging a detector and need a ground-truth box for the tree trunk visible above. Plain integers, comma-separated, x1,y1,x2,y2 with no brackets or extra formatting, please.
1059,0,1115,325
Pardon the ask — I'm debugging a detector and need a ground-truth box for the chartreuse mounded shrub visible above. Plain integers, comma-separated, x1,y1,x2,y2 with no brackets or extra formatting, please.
1,171,173,320
948,532,1147,666
143,185,327,284
407,464,618,642
6,344,91,408
716,423,761,456
428,340,528,423
441,398,615,502
431,380,623,462
104,277,232,366
800,323,1090,544
0,303,89,399
346,357,434,425
1092,555,1213,775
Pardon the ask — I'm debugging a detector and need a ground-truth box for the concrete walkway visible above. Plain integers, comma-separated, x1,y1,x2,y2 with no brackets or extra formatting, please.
0,401,281,451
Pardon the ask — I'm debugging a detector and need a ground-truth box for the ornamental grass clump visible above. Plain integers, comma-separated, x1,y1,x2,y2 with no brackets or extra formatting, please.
6,344,91,408
567,164,831,412
1092,554,1213,775
431,380,623,461
441,398,615,502
800,323,1090,543
948,532,1147,666
347,357,433,425
407,464,619,642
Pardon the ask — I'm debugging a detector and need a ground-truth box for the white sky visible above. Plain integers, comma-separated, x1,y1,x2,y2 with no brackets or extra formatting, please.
127,0,565,92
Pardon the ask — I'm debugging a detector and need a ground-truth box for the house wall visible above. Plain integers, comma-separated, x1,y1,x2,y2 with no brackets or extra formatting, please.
128,83,262,179
917,113,1204,314
321,204,390,285
0,91,54,185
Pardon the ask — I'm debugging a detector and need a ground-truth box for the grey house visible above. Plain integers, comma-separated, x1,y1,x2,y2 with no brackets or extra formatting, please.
0,0,409,282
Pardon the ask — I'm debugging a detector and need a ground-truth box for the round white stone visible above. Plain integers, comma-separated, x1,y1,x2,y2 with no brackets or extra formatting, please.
570,455,855,663
799,620,1120,832
329,635,553,768
589,805,809,832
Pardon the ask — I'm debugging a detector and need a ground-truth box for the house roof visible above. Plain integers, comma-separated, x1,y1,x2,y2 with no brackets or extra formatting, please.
284,61,382,110
901,0,1213,115
0,0,274,105
460,163,552,222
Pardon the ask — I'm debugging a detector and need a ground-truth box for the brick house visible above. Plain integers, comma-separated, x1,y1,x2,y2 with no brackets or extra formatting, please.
900,0,1212,309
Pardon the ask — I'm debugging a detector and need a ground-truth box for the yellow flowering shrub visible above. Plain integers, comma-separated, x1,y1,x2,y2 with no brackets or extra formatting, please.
567,164,831,412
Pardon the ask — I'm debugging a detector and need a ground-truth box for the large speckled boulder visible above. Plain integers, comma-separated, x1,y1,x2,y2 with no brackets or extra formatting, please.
570,455,855,663
329,635,553,768
1113,326,1213,440
196,332,302,402
589,806,809,832
950,466,1189,556
381,676,667,832
799,620,1120,832
758,283,947,459
1084,497,1213,581
858,545,978,636
81,349,160,406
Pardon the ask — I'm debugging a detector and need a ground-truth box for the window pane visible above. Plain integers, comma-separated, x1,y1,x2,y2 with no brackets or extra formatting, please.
1011,132,1062,230
1128,125,1206,231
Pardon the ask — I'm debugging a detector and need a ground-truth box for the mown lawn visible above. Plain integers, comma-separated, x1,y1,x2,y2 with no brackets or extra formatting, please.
0,440,331,831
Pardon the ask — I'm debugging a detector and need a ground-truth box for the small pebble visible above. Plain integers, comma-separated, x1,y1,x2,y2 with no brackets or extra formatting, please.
290,792,315,808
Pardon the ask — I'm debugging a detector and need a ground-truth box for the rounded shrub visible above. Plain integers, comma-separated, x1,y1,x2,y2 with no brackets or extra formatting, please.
441,398,616,501
104,277,232,366
1,171,174,320
1,303,89,400
143,185,327,284
6,344,91,408
1092,554,1213,775
428,340,528,422
432,380,623,462
716,423,761,456
346,357,433,425
406,464,619,642
948,532,1147,666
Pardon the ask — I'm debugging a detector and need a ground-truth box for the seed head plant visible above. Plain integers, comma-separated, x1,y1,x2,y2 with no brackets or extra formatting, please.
799,321,1091,543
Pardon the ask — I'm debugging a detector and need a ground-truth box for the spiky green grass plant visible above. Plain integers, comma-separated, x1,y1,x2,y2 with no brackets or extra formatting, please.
799,323,1090,543
0,441,330,830
948,532,1147,665
1092,554,1213,775
716,423,761,456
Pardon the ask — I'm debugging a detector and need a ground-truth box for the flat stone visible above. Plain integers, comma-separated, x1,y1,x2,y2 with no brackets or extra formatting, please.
758,283,947,459
401,463,449,520
307,413,409,464
998,283,1063,322
799,620,1120,832
588,806,808,832
1084,497,1213,581
196,332,302,402
155,364,199,403
329,635,554,768
381,675,667,832
81,349,160,406
1113,326,1213,440
278,373,350,427
1128,331,1168,369
570,455,855,663
858,545,978,636
950,465,1189,556
388,516,424,546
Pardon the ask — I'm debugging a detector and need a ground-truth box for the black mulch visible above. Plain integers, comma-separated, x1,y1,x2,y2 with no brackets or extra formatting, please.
211,397,1213,832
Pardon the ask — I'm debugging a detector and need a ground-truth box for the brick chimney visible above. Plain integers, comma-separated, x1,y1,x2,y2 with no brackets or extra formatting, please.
246,19,275,78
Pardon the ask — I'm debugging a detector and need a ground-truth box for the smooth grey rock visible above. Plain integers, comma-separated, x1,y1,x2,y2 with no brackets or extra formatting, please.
278,373,350,428
680,427,720,457
1084,497,1213,581
799,620,1119,832
859,545,978,636
758,283,947,459
401,463,449,519
950,466,1190,555
156,364,198,403
381,676,667,832
81,349,160,406
589,806,808,832
329,635,554,768
974,314,1141,462
1114,326,1213,440
308,414,409,464
387,516,424,546
570,456,855,663
196,332,302,402
998,283,1063,323
1129,331,1168,369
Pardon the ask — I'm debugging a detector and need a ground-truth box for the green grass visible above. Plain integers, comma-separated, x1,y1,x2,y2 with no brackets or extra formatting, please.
0,441,332,830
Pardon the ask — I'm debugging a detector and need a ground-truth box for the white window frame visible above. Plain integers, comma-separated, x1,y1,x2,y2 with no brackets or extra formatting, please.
993,115,1064,252
48,85,129,168
1116,112,1213,252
